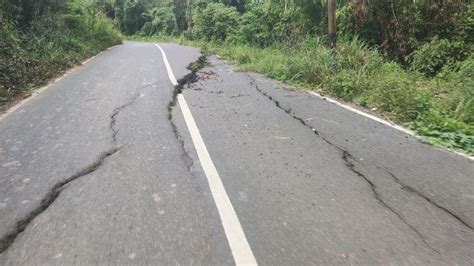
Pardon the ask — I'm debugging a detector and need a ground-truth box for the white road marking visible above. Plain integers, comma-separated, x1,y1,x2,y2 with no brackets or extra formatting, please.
308,91,474,160
178,94,258,265
155,44,178,86
308,91,414,135
156,44,258,265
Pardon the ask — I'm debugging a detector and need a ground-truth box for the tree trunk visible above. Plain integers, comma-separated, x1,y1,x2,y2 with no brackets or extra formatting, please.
328,0,336,48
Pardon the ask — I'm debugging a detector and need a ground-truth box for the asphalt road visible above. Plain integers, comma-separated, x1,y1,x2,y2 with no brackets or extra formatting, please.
0,41,473,265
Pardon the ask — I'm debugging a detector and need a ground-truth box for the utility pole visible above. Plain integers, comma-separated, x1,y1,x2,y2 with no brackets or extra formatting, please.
328,0,336,48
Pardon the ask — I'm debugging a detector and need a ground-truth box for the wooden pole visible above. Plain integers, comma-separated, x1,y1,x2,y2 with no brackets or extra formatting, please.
328,0,336,48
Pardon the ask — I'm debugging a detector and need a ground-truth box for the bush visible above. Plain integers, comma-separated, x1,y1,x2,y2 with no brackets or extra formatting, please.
365,63,433,121
342,1,471,63
455,57,474,124
120,0,146,35
410,111,474,154
228,5,276,46
228,4,304,47
141,6,177,36
409,38,470,77
191,3,240,42
435,55,474,124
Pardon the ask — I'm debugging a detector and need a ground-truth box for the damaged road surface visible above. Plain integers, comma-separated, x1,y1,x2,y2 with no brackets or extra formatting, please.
0,42,473,265
0,42,231,265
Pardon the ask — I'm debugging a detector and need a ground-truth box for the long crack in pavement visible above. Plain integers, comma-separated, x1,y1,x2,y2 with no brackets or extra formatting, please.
246,73,444,253
384,169,474,230
248,74,474,233
110,94,141,143
0,147,119,253
167,56,206,173
341,151,440,254
0,81,156,254
110,81,160,143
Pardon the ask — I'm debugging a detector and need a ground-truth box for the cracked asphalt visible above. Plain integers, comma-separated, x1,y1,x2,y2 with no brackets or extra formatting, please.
0,41,473,265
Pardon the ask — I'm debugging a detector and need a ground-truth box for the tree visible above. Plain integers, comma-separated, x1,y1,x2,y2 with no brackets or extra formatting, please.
142,5,178,35
1,0,69,27
120,0,146,34
191,2,240,41
328,0,336,48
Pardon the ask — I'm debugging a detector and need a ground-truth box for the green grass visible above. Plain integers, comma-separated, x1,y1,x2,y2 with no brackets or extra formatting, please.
130,35,474,155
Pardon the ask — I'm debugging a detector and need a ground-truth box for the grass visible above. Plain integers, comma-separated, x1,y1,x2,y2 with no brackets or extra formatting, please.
131,35,474,155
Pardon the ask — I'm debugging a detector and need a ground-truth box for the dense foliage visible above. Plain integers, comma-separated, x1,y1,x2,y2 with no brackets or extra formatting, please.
0,0,122,105
191,3,240,41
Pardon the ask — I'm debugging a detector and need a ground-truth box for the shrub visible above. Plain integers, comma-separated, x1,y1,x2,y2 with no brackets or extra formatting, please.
344,0,471,62
228,4,304,47
410,111,474,154
366,63,433,122
409,38,470,77
435,55,474,124
228,4,276,46
120,0,146,35
141,6,177,36
191,3,240,42
455,57,474,124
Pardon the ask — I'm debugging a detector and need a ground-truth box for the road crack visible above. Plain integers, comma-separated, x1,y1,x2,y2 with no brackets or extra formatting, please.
167,56,206,171
0,80,157,253
0,148,119,253
247,74,440,253
342,152,440,254
110,81,159,143
110,95,139,143
248,76,320,136
385,170,473,230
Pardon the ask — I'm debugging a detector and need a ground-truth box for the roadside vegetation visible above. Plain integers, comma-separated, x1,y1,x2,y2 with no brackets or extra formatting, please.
0,0,122,108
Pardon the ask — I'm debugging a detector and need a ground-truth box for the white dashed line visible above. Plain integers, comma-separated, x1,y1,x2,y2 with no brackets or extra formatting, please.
156,43,258,265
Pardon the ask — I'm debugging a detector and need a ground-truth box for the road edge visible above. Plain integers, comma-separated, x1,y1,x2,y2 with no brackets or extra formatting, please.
306,91,474,161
